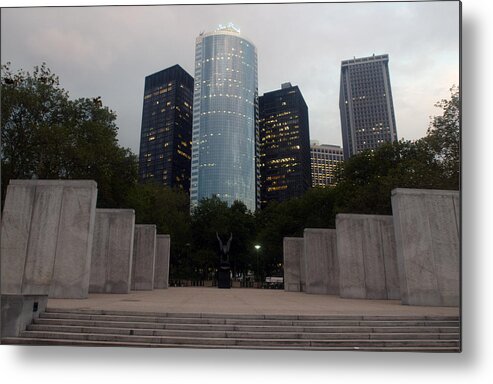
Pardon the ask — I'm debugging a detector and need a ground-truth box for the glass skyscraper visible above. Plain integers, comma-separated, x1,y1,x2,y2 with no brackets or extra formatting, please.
339,54,398,159
190,24,259,212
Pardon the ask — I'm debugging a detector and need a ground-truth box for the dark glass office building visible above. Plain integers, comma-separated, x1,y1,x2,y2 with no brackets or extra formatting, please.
339,54,398,159
138,65,193,192
259,83,311,207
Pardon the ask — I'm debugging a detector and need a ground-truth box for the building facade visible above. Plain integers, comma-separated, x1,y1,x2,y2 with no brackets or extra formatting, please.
339,54,398,159
190,24,259,211
310,142,344,187
259,83,311,207
138,65,193,192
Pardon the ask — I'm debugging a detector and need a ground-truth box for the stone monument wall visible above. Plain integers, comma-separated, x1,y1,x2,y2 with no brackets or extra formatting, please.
1,294,48,337
90,209,135,293
154,235,171,289
283,237,304,292
1,180,97,299
131,225,157,291
303,229,339,295
391,188,460,306
336,214,400,300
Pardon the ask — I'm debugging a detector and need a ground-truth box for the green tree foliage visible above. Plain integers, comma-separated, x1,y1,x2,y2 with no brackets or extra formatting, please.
189,197,256,281
123,184,192,279
255,187,338,277
333,140,447,214
424,85,460,187
1,62,137,207
227,200,257,278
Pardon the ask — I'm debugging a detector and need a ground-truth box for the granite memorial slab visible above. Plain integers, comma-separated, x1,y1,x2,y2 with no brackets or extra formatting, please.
303,228,339,295
391,188,460,306
131,224,157,290
90,209,135,293
154,234,170,289
336,214,400,300
283,237,304,292
1,180,97,299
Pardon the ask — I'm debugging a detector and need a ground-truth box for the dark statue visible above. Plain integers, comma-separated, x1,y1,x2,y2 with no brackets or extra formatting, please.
216,232,232,262
216,232,233,289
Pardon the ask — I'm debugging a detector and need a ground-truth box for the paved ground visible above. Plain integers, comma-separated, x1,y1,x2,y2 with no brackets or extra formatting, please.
48,288,460,316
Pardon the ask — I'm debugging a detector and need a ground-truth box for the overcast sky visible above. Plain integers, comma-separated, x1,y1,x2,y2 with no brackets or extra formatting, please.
1,1,459,154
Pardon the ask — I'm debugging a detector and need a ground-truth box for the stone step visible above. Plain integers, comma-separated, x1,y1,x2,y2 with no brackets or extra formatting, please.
5,308,459,351
38,312,459,327
0,337,461,352
44,307,459,322
33,317,459,334
26,324,459,340
18,330,460,348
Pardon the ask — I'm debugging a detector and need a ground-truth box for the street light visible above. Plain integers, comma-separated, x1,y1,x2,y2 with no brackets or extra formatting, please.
254,244,261,285
185,243,191,283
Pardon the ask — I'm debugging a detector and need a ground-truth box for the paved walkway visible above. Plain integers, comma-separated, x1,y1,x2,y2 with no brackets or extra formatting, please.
48,288,459,317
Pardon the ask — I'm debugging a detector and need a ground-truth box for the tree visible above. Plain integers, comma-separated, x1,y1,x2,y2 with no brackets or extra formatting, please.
189,197,230,280
123,184,192,280
1,62,137,207
254,187,338,278
189,197,256,281
332,86,460,215
424,85,460,188
227,200,256,279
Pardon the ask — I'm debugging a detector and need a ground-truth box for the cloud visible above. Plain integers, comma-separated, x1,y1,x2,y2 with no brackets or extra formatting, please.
1,2,459,153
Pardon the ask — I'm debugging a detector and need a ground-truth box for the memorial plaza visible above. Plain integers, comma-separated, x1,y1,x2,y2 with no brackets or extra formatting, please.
0,180,460,350
47,287,459,317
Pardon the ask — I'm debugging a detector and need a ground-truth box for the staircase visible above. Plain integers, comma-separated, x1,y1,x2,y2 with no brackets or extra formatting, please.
2,307,460,351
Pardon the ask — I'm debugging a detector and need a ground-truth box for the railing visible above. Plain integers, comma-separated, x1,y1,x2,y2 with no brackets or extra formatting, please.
169,279,279,288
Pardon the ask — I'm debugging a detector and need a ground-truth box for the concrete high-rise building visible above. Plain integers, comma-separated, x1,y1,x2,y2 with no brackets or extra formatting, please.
339,54,398,159
310,142,344,187
138,65,193,191
190,24,259,211
259,83,311,207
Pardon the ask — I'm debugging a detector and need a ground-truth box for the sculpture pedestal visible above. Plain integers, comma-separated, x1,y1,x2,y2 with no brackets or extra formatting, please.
217,262,231,289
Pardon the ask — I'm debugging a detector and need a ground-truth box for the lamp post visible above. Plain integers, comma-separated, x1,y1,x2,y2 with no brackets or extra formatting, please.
185,243,191,284
254,244,261,286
